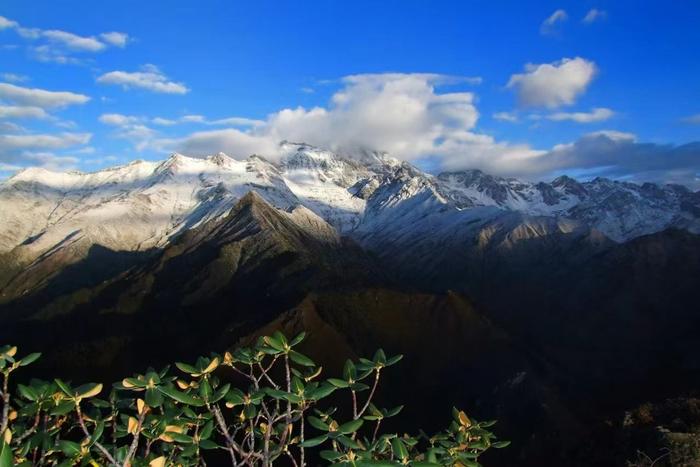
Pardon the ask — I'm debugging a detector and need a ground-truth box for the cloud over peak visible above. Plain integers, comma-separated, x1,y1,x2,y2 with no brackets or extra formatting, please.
153,73,700,188
164,73,483,161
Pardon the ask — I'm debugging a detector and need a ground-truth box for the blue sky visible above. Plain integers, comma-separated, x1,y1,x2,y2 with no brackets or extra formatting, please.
1,0,699,186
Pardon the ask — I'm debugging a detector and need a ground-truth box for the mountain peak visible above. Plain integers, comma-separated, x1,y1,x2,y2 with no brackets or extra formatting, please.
551,175,575,185
9,166,53,180
195,188,340,249
238,189,268,206
207,152,234,166
5,166,83,190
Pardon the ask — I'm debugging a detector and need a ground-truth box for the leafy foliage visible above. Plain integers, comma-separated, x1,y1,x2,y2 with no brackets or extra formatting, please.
0,335,508,466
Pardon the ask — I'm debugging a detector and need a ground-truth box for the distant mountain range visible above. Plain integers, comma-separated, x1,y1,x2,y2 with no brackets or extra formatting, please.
1,142,700,466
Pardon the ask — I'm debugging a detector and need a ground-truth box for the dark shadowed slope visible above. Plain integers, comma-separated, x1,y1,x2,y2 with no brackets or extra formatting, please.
0,192,383,378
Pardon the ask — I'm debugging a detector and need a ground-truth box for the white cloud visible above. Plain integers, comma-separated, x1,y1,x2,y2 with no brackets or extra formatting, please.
85,155,119,165
540,9,568,35
0,132,91,150
0,162,22,172
52,119,78,129
16,27,41,39
583,9,607,24
116,125,157,151
181,114,206,123
100,113,264,129
0,16,18,29
97,65,189,94
97,113,158,150
507,57,597,108
0,83,90,109
0,105,48,120
0,73,28,83
98,113,141,126
23,151,79,170
73,146,96,154
0,130,91,172
534,132,700,188
157,73,700,187
493,111,519,122
0,15,128,64
0,122,25,134
42,30,105,52
161,73,499,163
152,117,178,126
208,116,265,127
30,45,83,65
545,107,615,123
170,128,280,158
99,32,129,48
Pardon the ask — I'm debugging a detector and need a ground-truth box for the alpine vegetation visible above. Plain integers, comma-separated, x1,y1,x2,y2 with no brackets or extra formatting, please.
0,335,508,466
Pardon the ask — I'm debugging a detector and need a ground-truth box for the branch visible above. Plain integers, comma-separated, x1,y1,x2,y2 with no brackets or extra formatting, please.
0,372,10,435
300,414,306,467
229,364,255,382
285,450,300,467
256,357,280,390
357,370,381,418
76,403,118,466
372,419,382,443
14,412,41,444
351,390,358,419
123,409,147,466
211,404,263,465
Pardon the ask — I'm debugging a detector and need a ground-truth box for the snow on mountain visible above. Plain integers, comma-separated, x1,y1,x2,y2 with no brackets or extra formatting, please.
437,169,700,241
278,142,405,232
278,143,369,232
0,152,309,279
1,143,699,272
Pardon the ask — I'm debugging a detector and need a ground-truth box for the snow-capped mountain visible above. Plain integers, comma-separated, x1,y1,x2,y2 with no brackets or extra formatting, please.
437,170,700,241
1,142,699,272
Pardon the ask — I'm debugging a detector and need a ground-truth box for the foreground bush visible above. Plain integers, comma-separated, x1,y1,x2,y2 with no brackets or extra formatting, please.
0,334,508,466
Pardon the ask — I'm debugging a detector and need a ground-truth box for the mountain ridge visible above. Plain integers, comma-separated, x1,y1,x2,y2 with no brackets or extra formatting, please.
3,143,698,255
1,143,699,305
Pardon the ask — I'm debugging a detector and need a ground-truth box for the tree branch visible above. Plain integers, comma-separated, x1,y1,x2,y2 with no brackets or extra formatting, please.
358,370,381,418
75,403,118,466
0,372,10,435
123,409,147,466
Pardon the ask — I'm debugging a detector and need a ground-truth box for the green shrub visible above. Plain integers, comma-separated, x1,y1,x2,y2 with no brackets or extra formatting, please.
0,334,508,466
